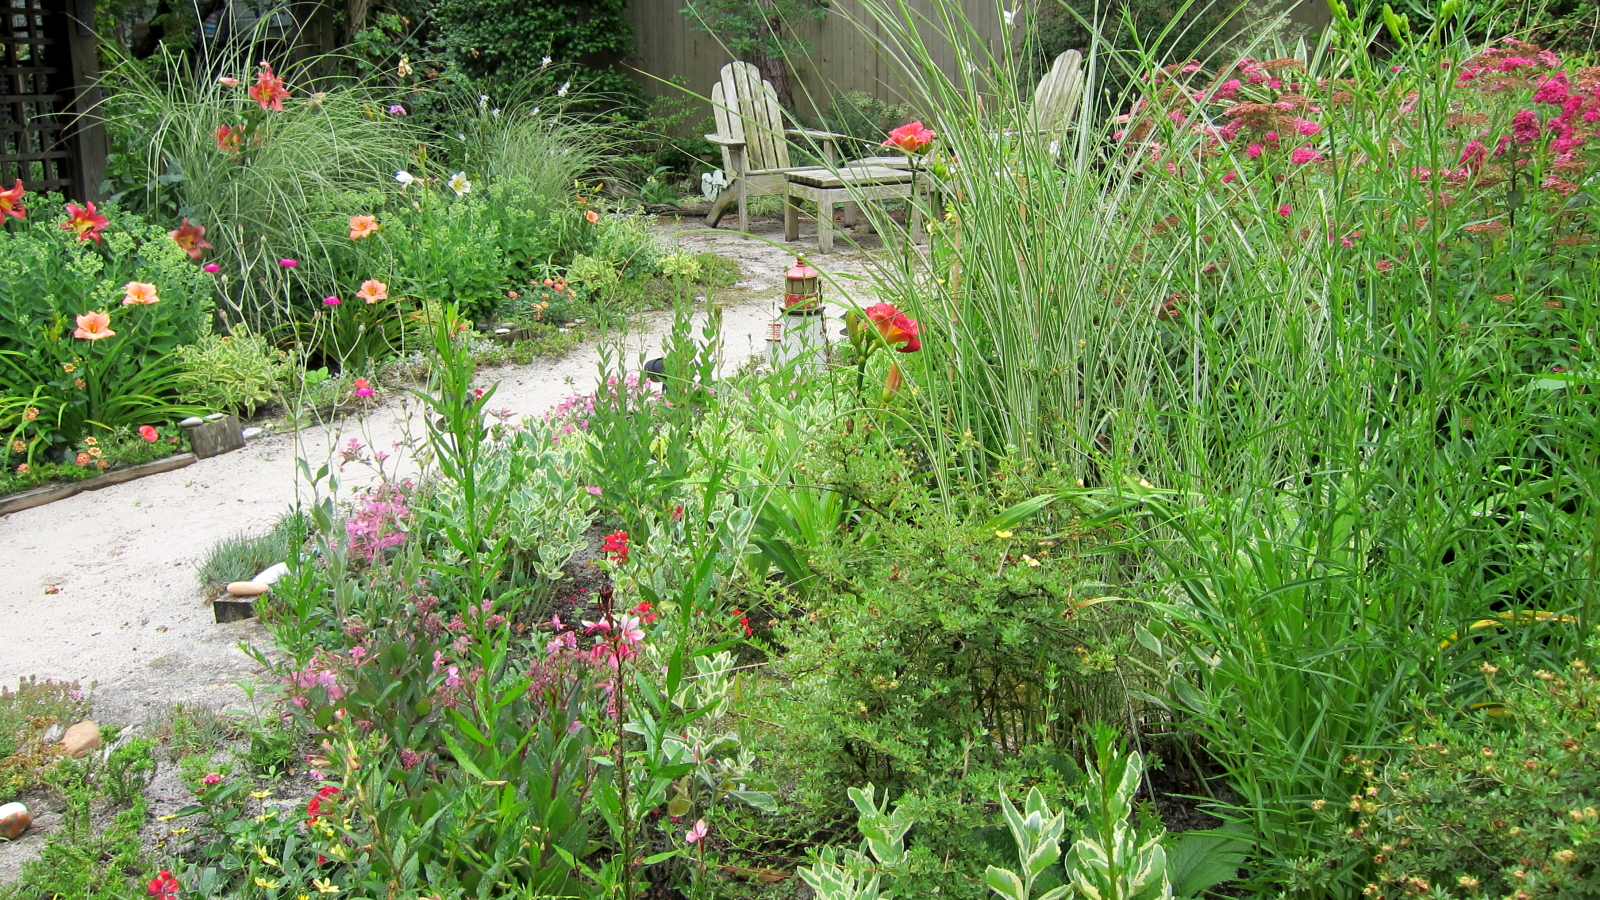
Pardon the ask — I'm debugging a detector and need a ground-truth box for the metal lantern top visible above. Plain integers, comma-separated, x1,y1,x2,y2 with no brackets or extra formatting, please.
783,257,821,313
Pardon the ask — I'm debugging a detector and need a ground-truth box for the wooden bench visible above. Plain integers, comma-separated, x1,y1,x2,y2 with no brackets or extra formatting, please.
783,165,915,253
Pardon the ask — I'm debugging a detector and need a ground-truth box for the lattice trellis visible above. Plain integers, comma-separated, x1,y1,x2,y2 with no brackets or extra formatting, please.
0,0,75,193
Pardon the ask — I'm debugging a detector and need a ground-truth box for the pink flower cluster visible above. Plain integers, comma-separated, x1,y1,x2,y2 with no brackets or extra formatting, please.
345,480,411,562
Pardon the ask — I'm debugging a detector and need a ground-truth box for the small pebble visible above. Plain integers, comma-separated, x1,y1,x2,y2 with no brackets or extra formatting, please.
241,427,262,439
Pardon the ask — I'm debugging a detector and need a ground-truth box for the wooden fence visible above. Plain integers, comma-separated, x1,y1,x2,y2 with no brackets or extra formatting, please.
622,0,1331,120
623,0,1010,120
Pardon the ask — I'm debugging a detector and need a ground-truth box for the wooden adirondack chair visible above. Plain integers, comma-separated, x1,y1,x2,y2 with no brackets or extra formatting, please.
852,49,1085,171
705,61,844,231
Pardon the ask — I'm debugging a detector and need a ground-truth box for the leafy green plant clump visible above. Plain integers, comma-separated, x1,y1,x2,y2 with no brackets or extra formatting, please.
1332,650,1600,899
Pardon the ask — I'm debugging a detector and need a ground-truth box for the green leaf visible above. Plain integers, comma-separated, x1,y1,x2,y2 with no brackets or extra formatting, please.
984,494,1057,533
985,866,1028,900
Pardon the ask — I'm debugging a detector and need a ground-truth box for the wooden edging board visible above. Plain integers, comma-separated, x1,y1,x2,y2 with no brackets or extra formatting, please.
0,453,198,517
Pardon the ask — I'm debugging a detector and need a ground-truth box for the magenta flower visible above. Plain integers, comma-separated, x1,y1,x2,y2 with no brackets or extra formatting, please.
203,263,221,273
1278,203,1292,217
1222,170,1238,183
202,772,221,785
1290,146,1322,164
1245,143,1264,158
388,104,407,116
324,295,341,306
279,258,298,268
1511,109,1542,144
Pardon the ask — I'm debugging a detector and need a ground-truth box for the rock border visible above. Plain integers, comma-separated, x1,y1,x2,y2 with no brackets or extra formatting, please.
0,454,197,517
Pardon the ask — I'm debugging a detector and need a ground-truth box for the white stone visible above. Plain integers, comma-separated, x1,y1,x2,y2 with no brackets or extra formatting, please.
494,328,511,335
204,413,225,422
241,427,262,439
253,562,289,585
179,417,204,427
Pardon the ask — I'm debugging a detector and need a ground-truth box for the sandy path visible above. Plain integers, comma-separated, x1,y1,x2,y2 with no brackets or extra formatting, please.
0,220,885,725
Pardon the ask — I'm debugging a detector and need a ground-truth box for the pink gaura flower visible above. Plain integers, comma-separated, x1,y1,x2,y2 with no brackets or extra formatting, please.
685,818,708,844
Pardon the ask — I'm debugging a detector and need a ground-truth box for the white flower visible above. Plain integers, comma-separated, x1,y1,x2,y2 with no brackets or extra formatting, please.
491,108,500,118
1048,139,1061,158
395,170,416,186
1003,7,1017,26
478,94,489,109
449,171,472,196
397,56,413,77
529,107,540,116
556,81,570,97
541,55,552,68
456,133,466,140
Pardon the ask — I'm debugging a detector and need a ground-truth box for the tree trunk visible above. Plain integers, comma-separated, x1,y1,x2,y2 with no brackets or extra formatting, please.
752,47,795,112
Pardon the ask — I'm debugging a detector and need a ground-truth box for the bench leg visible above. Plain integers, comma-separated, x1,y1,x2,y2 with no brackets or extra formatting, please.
784,191,801,242
843,201,858,227
817,193,835,254
737,180,749,233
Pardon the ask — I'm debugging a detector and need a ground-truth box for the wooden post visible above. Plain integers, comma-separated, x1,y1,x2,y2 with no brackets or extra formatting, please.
183,416,245,459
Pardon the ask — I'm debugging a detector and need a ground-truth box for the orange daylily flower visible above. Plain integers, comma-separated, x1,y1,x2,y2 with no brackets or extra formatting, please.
73,311,115,340
248,61,289,111
122,282,161,305
169,219,212,259
0,179,25,219
214,123,243,154
356,279,389,303
348,215,379,239
61,202,109,244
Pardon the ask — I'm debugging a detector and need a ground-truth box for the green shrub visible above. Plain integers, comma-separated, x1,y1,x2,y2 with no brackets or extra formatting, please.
174,328,291,415
819,90,919,157
1332,648,1600,899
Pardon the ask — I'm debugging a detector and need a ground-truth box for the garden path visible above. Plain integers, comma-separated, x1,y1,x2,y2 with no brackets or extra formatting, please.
0,218,886,727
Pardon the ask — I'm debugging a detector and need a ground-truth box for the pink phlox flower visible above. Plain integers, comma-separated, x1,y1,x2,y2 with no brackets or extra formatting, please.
433,650,447,671
547,630,578,654
1496,56,1535,72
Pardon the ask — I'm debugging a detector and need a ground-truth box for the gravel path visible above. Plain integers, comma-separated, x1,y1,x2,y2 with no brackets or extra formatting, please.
0,219,885,726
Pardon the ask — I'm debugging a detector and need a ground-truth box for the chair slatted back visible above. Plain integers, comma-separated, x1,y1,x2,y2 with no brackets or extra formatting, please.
716,60,789,172
1031,50,1084,134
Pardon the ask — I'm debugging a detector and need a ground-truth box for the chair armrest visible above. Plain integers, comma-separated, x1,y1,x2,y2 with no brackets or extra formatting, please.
785,128,846,141
705,133,745,147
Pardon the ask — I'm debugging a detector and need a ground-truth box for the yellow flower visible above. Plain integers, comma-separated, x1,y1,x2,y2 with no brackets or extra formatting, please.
253,877,280,889
1020,554,1041,567
314,878,340,894
171,826,190,835
157,814,178,822
994,530,1013,540
254,845,280,867
250,790,271,799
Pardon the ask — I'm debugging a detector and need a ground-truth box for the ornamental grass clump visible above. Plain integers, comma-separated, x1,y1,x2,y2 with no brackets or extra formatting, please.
849,0,1600,893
